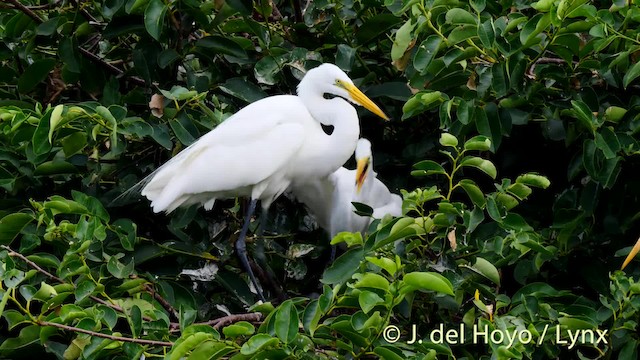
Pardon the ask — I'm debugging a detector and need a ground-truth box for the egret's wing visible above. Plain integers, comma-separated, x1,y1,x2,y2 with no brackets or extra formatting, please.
123,95,309,212
372,193,403,219
289,169,343,231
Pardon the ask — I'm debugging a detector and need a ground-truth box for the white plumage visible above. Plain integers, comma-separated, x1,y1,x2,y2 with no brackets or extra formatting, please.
138,64,388,213
291,138,402,239
130,63,388,300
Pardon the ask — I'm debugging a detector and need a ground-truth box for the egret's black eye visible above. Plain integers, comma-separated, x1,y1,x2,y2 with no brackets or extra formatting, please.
321,123,334,135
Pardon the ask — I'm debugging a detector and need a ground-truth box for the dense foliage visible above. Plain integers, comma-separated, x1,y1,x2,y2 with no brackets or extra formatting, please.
1,0,640,358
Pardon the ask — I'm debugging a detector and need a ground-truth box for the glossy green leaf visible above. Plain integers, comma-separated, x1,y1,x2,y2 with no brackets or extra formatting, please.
195,36,247,58
240,334,279,355
445,8,477,25
571,100,597,133
353,273,390,291
274,300,298,344
472,257,500,285
411,160,446,177
439,133,458,147
18,59,56,93
391,20,416,61
34,161,78,176
322,247,364,284
460,156,497,179
478,19,495,48
623,60,640,88
413,35,442,72
365,256,397,276
515,173,551,188
358,290,384,314
402,272,454,295
464,135,491,151
219,78,268,103
144,0,167,41
0,213,33,246
458,179,486,207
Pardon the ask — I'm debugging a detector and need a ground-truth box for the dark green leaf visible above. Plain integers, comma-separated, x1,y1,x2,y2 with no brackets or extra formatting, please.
322,247,363,284
195,36,247,58
18,59,56,93
144,0,167,41
413,35,442,72
0,213,33,246
274,300,298,344
219,78,268,103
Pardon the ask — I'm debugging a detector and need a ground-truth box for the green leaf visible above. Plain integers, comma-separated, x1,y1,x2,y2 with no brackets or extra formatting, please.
402,272,454,295
195,36,247,58
240,334,279,355
413,35,442,72
353,273,390,291
302,300,322,336
322,247,364,284
460,156,497,179
0,325,40,352
59,37,81,73
222,321,255,338
572,99,597,132
358,290,384,314
478,19,495,48
515,173,551,188
18,59,56,93
33,108,53,155
439,133,458,147
365,256,397,276
356,14,402,45
75,280,97,303
144,0,167,41
274,300,298,344
158,49,181,69
187,341,232,360
336,44,356,71
470,257,500,285
594,127,620,159
623,60,640,88
391,20,416,61
374,346,405,360
411,160,446,177
219,78,268,103
0,213,33,246
48,104,65,143
458,179,486,207
34,161,78,176
464,135,491,151
445,8,477,25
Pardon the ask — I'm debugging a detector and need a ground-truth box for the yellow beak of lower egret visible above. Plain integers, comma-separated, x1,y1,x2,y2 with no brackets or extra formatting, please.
343,83,389,120
355,157,369,194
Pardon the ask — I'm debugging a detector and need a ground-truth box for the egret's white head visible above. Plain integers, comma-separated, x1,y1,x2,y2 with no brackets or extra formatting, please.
298,64,389,120
355,138,373,193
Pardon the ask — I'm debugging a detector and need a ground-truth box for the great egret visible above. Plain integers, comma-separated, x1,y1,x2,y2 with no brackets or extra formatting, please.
291,138,402,248
135,64,388,300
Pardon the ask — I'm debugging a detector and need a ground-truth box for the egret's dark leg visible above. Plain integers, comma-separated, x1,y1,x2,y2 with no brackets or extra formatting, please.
254,207,288,301
236,199,265,301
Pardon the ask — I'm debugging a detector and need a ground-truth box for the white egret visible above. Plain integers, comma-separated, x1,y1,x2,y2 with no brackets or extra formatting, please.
291,138,402,253
134,64,388,300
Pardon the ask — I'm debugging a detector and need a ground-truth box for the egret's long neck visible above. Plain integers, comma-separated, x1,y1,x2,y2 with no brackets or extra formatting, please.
297,89,360,180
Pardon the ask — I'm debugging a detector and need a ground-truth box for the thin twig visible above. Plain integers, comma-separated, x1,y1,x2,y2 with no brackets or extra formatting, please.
68,0,100,25
526,57,578,80
2,245,132,319
208,313,263,330
39,321,174,347
144,284,180,321
2,245,64,283
26,0,63,10
4,0,145,87
4,0,42,23
78,48,147,86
